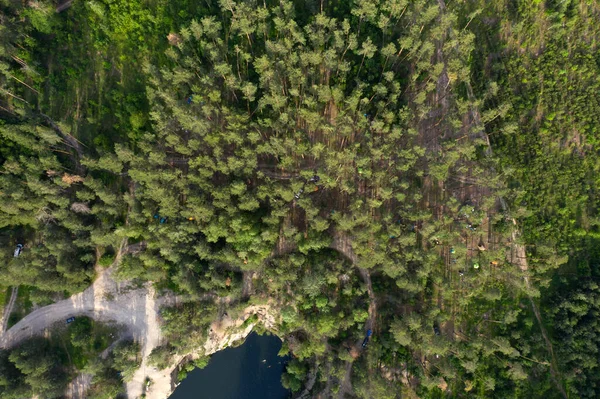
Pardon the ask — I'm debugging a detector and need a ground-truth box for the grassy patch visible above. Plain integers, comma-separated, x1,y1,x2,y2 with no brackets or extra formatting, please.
240,313,259,329
0,286,8,321
0,287,8,307
98,251,116,267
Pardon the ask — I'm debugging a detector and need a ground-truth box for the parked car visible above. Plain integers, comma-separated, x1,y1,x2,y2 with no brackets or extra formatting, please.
66,317,75,324
13,244,23,257
362,329,373,348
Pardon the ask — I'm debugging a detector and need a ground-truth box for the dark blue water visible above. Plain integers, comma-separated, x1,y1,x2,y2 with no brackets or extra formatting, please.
168,332,290,399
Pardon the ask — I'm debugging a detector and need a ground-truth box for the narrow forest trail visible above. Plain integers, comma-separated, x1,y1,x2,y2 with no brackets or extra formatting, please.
0,287,18,336
330,231,377,399
64,374,92,399
241,271,254,299
337,361,354,399
330,231,377,331
359,268,377,331
56,0,74,13
297,364,319,399
509,228,567,399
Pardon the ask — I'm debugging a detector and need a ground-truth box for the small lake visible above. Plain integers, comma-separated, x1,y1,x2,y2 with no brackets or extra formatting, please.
168,332,291,399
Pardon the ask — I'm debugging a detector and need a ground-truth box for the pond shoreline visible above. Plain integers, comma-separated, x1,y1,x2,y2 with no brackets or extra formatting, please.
168,332,290,399
143,303,279,399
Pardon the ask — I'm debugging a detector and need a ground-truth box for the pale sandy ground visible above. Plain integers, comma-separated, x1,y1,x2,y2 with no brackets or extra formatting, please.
0,266,168,399
0,263,276,399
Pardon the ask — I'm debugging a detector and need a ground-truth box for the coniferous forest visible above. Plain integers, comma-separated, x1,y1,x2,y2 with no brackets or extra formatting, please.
1,0,600,398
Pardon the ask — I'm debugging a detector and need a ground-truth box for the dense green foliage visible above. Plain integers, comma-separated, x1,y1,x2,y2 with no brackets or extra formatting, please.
0,338,68,399
1,0,599,397
0,317,139,399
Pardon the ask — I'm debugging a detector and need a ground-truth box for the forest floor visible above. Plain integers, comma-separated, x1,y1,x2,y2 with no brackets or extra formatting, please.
337,362,353,399
64,374,92,399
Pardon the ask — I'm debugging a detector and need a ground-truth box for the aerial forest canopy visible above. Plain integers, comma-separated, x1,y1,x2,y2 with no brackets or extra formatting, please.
1,0,600,398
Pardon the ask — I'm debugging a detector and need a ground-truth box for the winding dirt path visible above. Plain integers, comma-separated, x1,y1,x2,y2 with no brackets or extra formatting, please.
337,361,354,399
56,0,74,13
127,285,173,399
508,229,567,399
0,268,144,350
330,231,377,399
241,271,254,300
0,287,18,335
330,231,377,330
65,374,92,399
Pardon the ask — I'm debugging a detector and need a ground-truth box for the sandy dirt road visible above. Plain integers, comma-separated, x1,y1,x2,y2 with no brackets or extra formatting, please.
0,265,178,399
0,269,149,350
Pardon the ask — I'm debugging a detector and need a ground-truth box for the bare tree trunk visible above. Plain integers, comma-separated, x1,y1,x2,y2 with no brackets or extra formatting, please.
39,113,86,174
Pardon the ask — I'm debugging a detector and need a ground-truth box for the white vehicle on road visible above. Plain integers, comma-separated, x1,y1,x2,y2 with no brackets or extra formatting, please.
13,244,23,257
